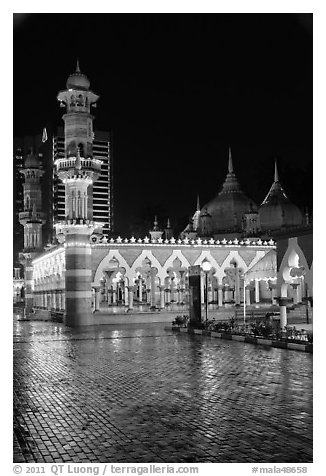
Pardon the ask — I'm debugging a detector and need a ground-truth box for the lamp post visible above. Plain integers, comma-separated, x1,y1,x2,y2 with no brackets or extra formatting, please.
202,260,212,327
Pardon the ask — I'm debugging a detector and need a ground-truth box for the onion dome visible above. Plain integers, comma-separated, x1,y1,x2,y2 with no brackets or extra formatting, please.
202,148,257,233
259,161,303,231
24,151,41,169
66,60,90,91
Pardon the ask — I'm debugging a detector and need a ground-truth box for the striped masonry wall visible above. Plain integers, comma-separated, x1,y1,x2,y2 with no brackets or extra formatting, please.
64,231,94,326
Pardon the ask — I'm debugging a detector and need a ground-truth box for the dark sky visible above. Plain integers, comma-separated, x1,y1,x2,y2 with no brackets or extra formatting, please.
13,13,313,235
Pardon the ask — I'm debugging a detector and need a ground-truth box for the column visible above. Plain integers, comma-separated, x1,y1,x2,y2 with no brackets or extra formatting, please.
208,282,213,303
170,280,175,302
160,286,165,309
112,284,117,305
245,287,251,305
165,288,170,305
150,269,156,307
200,276,205,304
138,280,143,302
255,279,260,303
128,286,134,309
93,286,101,312
235,269,240,305
218,286,223,307
124,284,129,307
291,283,299,305
278,297,288,329
179,288,184,304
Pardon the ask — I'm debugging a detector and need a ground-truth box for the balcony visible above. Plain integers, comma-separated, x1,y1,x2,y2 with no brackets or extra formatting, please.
19,210,46,223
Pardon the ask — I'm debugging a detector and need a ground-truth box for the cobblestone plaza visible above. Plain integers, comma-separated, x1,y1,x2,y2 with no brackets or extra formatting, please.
13,318,312,463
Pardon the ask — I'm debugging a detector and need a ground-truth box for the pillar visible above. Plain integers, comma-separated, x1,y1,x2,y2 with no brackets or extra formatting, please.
291,283,299,305
208,284,213,303
245,287,251,305
93,286,101,312
124,284,129,307
64,231,93,326
112,285,117,304
255,279,260,303
160,286,165,309
170,280,175,302
150,270,156,306
200,276,205,304
138,280,143,302
235,269,240,305
165,288,170,305
278,297,288,329
218,286,223,307
128,286,134,309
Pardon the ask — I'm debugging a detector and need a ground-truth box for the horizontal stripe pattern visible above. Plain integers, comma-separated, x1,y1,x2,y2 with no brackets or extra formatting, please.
66,290,92,298
65,269,92,277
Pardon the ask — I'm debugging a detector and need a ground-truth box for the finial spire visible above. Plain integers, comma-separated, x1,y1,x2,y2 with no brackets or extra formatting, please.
274,159,279,182
167,218,171,228
76,59,80,73
228,146,234,173
196,194,200,211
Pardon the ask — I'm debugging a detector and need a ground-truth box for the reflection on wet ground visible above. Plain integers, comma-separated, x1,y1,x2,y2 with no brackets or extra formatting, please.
13,318,313,463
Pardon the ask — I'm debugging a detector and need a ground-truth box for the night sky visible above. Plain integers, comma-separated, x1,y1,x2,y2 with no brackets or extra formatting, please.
13,13,313,236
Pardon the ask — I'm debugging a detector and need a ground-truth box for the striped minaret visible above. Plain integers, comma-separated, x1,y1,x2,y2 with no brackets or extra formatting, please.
55,62,102,326
19,151,46,315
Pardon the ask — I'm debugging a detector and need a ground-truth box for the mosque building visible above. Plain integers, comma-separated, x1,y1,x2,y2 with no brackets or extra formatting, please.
16,64,313,328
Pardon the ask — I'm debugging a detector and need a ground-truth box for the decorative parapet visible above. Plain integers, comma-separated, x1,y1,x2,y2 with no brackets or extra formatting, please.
92,236,276,248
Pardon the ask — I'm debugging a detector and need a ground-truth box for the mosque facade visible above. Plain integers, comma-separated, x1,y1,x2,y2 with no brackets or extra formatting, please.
16,64,313,327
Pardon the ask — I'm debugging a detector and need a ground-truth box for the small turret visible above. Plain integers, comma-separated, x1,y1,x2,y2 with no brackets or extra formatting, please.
164,218,173,240
149,216,163,240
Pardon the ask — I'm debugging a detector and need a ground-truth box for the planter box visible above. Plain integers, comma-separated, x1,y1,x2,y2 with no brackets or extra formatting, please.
211,332,222,338
232,335,245,342
272,341,288,349
257,338,273,346
305,344,313,353
245,336,257,344
221,333,232,340
202,331,211,336
287,342,306,352
171,326,180,332
179,327,188,333
194,329,203,335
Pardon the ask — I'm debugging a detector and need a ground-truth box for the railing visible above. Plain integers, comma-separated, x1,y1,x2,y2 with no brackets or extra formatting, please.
19,210,45,221
56,157,102,172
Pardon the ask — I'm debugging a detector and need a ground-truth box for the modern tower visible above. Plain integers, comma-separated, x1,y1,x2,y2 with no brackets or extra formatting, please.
19,151,46,314
55,62,103,326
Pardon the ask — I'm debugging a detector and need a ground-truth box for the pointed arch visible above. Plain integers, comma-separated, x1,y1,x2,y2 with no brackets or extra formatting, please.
93,249,131,286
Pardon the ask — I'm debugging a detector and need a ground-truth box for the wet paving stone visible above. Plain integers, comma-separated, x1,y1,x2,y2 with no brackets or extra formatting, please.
13,319,313,463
